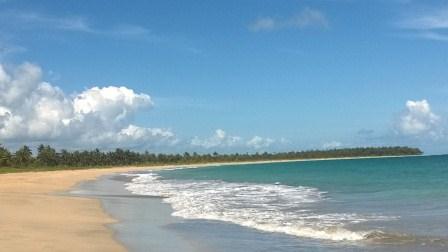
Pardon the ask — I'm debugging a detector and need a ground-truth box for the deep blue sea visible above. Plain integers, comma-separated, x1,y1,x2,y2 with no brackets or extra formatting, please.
125,155,448,251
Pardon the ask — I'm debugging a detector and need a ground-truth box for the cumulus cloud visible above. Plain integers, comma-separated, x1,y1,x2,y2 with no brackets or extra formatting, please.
73,86,152,123
191,129,242,149
191,130,278,150
81,125,177,149
322,141,342,149
246,136,275,149
248,7,328,32
0,62,176,149
395,100,441,137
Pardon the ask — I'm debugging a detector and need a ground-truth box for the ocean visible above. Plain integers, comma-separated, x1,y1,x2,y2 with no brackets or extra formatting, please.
79,155,448,251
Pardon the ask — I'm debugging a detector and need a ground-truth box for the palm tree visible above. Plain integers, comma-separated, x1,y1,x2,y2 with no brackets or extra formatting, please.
0,144,12,167
37,145,58,166
14,145,33,166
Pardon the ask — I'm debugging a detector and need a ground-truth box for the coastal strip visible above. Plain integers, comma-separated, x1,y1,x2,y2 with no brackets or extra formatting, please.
0,162,248,251
0,155,423,251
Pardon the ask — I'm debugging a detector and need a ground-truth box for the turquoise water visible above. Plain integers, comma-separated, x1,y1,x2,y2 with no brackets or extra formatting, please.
126,155,448,251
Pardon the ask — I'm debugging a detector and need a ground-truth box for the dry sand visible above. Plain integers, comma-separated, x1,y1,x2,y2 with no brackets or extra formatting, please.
0,166,165,252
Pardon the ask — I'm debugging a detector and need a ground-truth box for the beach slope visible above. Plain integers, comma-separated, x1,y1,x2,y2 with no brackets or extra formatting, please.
0,167,151,252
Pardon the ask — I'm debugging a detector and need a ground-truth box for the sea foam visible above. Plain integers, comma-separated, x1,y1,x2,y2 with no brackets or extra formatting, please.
125,173,393,241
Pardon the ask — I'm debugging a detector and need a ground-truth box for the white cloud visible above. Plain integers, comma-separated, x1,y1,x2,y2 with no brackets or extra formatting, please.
119,125,175,141
246,136,275,149
191,129,242,149
248,8,328,32
73,86,152,123
399,8,448,30
249,17,277,32
0,62,176,149
82,125,177,148
191,130,279,150
4,11,92,32
397,7,448,42
322,141,342,149
396,100,441,137
0,10,152,39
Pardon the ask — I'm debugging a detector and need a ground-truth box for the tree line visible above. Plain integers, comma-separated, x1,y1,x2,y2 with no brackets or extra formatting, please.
0,144,423,169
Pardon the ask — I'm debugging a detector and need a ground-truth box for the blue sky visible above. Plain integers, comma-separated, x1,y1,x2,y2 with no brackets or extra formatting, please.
0,0,447,153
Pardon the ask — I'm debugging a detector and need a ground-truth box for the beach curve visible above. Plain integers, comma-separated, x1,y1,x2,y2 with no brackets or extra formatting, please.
0,166,160,251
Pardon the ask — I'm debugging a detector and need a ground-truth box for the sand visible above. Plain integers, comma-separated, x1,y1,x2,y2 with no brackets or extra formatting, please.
0,156,410,251
0,166,165,252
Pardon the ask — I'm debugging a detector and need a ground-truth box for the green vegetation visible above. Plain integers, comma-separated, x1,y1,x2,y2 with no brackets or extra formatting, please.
0,144,422,173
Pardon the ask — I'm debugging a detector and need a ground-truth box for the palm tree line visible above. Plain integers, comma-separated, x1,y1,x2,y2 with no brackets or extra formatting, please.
0,144,422,169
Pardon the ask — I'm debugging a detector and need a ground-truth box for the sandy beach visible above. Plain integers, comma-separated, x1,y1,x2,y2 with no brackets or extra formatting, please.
0,166,164,252
0,156,416,251
0,162,256,251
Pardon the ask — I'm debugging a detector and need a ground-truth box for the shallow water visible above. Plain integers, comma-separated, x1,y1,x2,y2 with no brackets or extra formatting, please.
71,174,210,252
124,155,448,251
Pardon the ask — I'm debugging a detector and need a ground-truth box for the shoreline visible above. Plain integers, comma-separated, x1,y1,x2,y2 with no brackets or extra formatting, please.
0,166,164,251
72,173,211,252
0,153,426,175
0,154,427,251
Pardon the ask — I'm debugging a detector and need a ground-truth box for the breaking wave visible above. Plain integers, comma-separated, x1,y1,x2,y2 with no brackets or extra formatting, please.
125,172,395,241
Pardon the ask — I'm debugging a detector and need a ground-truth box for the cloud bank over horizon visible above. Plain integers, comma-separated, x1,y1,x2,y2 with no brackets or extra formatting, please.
0,62,283,152
0,62,446,153
0,62,176,149
191,129,277,150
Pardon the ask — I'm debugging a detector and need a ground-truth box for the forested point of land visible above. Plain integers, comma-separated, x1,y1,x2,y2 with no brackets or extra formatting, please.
0,144,422,172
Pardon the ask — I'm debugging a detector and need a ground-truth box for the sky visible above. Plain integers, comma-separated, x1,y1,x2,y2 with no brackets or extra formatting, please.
0,0,448,154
